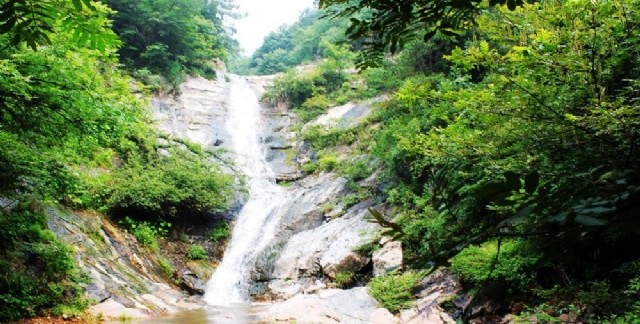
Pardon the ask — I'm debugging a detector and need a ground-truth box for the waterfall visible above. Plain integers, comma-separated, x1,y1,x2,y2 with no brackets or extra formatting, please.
204,76,284,305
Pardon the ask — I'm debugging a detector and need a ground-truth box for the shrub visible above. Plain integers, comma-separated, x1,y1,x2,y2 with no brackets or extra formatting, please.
132,223,158,250
296,94,331,122
187,245,208,260
368,271,423,313
354,241,380,257
341,159,371,181
450,239,539,288
209,222,231,243
119,216,172,251
335,271,354,288
108,150,233,223
340,189,371,209
263,70,319,109
302,153,340,174
132,68,169,93
0,207,88,321
302,124,364,151
362,66,402,95
158,257,175,278
318,154,339,172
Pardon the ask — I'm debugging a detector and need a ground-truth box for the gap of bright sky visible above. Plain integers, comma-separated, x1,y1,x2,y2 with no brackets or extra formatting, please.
233,0,316,56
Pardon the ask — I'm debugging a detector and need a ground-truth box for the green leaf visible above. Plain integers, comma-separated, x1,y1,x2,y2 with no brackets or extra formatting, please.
71,0,82,12
367,208,405,237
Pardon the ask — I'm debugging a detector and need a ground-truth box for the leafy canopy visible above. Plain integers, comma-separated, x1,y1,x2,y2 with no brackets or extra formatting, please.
319,0,522,68
0,0,119,51
108,0,239,87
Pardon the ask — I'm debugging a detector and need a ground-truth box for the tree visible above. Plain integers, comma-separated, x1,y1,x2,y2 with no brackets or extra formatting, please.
242,9,350,75
318,0,522,67
0,0,118,51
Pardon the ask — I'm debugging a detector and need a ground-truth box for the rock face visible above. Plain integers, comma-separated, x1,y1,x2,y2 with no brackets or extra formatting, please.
238,77,393,313
372,238,403,276
270,201,378,282
46,207,203,319
181,271,206,295
151,76,231,149
308,96,385,129
249,173,352,286
44,75,238,320
256,288,397,324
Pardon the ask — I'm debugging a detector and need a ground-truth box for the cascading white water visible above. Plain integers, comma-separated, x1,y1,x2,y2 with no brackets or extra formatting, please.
203,76,285,305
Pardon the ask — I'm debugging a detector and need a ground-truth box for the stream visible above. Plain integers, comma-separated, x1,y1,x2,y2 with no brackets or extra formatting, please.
203,76,286,305
130,76,280,323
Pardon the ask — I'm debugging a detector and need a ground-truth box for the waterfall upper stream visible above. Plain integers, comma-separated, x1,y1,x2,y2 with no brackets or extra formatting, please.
203,76,285,305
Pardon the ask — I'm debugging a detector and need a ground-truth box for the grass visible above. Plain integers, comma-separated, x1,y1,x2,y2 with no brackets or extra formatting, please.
186,244,208,260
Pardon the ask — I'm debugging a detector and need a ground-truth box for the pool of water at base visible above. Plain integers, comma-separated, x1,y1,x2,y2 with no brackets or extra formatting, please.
115,303,268,324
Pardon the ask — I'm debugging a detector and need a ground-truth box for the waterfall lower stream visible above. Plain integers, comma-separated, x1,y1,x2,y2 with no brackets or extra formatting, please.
203,76,285,305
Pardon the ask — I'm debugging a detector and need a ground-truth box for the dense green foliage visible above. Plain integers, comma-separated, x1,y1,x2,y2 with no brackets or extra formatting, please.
231,9,349,75
108,0,239,90
119,216,171,251
107,149,233,223
450,240,539,288
319,0,520,68
0,0,119,51
368,271,422,313
360,0,640,320
0,6,137,318
0,205,89,320
263,0,640,320
186,244,208,260
0,4,142,202
0,1,237,320
261,43,356,122
208,222,231,243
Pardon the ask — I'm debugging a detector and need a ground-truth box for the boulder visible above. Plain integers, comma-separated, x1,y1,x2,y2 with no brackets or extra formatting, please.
399,269,464,324
322,252,369,280
89,299,149,319
181,271,206,295
269,201,379,283
256,287,398,324
372,239,403,276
